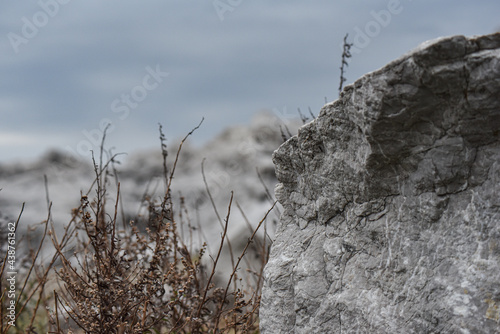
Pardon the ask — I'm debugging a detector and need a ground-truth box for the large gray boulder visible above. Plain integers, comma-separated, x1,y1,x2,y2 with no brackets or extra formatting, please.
260,33,500,333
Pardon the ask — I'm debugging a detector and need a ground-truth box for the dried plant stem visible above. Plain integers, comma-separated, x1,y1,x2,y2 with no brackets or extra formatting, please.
201,159,236,275
197,192,233,319
1,118,272,333
214,201,276,330
338,33,353,95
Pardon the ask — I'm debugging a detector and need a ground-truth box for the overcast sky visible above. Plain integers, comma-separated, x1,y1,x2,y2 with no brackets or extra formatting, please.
1,0,499,163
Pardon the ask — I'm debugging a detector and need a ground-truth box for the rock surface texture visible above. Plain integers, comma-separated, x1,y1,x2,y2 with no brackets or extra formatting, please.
260,33,500,333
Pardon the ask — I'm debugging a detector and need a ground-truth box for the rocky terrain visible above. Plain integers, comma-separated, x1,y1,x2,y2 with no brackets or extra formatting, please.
0,112,301,260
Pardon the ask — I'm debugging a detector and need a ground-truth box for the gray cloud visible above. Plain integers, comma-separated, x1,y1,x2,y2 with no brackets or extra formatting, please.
1,0,499,162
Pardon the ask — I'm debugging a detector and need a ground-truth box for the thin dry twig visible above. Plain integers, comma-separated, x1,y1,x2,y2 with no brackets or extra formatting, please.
214,201,276,330
338,33,353,95
201,159,236,276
